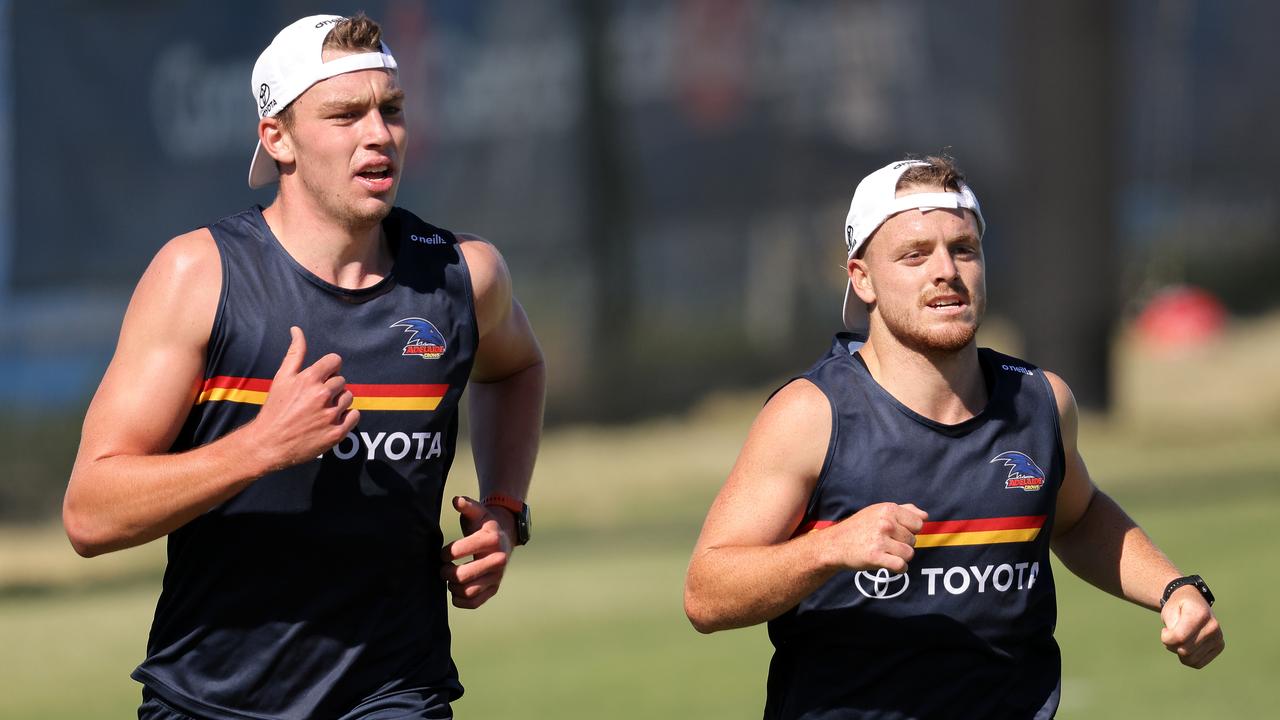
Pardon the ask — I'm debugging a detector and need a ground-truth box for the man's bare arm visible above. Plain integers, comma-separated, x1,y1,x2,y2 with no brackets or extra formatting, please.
439,236,545,609
684,380,927,633
1048,371,1224,668
63,231,359,557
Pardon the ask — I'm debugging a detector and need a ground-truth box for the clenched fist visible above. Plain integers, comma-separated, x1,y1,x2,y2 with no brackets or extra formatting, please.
248,326,361,471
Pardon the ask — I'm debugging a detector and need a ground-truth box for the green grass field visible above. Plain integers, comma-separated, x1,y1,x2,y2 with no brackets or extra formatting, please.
3,318,1278,718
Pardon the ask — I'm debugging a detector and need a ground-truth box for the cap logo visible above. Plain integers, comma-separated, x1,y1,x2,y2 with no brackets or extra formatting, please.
257,83,276,117
315,17,342,29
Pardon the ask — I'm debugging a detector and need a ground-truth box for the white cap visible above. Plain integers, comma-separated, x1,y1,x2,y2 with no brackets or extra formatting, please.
841,159,986,330
247,15,398,189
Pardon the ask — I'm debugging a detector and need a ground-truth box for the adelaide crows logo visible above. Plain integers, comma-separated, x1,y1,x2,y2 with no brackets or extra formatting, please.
990,451,1046,492
390,317,447,360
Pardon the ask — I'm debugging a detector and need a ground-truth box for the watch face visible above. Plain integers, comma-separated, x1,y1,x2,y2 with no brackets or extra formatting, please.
1195,578,1215,605
517,505,532,545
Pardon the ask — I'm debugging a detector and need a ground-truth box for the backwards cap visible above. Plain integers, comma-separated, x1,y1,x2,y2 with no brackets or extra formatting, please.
247,14,398,189
841,159,986,330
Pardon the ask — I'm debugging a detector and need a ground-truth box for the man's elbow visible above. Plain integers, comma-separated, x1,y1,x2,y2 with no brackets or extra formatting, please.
61,487,113,558
63,510,105,558
683,578,730,634
684,596,718,634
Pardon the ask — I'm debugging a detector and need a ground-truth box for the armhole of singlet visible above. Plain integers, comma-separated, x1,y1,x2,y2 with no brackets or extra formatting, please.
201,230,231,377
766,370,840,527
1034,367,1067,492
803,373,840,521
450,232,482,356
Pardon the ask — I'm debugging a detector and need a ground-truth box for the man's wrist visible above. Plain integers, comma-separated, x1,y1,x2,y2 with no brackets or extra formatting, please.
482,494,530,546
226,420,282,480
1160,574,1214,608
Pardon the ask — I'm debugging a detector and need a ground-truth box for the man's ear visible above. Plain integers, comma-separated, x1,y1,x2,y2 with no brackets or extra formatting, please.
259,116,294,167
848,257,876,305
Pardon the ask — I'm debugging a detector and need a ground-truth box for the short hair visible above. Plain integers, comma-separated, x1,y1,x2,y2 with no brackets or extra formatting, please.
276,13,385,130
896,153,967,193
322,12,384,55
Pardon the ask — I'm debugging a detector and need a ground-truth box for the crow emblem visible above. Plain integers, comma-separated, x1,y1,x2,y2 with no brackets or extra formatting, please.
391,317,447,360
990,451,1046,492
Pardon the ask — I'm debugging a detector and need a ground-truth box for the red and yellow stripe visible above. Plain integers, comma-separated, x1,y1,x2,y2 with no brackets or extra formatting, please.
195,376,447,411
914,515,1045,547
795,514,1046,547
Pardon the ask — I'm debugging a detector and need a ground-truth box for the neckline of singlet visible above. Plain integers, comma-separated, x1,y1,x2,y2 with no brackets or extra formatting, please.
842,338,1000,438
251,205,401,303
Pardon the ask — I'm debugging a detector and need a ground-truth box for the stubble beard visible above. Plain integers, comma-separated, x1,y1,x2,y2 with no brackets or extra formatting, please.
301,172,395,232
877,290,984,358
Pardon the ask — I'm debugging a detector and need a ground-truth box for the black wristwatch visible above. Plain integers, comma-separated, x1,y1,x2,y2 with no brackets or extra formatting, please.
1160,575,1214,608
482,495,531,546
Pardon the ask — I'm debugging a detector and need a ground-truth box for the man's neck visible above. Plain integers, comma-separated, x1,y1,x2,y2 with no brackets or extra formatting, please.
856,329,987,425
260,194,394,290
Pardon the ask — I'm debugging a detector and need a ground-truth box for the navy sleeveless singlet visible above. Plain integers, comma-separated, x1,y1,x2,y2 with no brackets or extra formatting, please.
765,333,1065,720
131,206,476,719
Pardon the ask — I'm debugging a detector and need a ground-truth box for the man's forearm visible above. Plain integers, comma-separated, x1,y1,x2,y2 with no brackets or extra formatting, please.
685,533,840,633
63,425,273,557
467,360,545,501
1052,490,1181,610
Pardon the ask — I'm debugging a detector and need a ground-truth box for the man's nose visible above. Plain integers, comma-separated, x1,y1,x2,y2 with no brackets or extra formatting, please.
361,110,393,146
929,247,960,281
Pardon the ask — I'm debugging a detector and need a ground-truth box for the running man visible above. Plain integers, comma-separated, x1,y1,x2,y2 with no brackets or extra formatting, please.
64,14,543,719
684,155,1223,719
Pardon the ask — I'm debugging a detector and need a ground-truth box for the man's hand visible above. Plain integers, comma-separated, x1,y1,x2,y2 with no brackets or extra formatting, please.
440,496,514,609
248,326,360,471
822,502,928,574
1160,587,1225,669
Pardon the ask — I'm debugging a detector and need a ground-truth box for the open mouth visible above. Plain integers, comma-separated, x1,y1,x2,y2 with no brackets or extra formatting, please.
358,165,391,180
926,296,967,311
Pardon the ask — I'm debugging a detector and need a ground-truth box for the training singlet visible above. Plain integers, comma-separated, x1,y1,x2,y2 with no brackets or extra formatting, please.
132,206,477,719
765,333,1065,720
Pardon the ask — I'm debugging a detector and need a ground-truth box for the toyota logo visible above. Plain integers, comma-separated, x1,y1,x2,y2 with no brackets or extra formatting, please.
854,569,909,599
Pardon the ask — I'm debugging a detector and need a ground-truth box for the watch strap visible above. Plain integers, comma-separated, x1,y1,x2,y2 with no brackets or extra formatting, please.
1160,574,1214,608
481,494,525,515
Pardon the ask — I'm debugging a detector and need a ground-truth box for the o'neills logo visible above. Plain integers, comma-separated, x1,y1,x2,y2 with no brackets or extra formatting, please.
990,451,1047,492
390,317,447,360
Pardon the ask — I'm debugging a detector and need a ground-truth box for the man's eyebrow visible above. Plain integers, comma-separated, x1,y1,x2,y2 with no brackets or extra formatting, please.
893,233,979,252
315,97,366,113
315,89,405,113
899,237,936,251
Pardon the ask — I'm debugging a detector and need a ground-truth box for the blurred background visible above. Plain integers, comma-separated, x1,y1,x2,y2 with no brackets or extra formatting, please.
2,0,1277,717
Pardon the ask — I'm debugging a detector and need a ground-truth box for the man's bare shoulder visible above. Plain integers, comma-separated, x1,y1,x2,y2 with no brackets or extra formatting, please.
1037,370,1077,426
455,233,510,295
762,378,830,426
741,378,831,476
698,378,831,550
454,233,514,339
148,227,220,285
126,227,221,345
